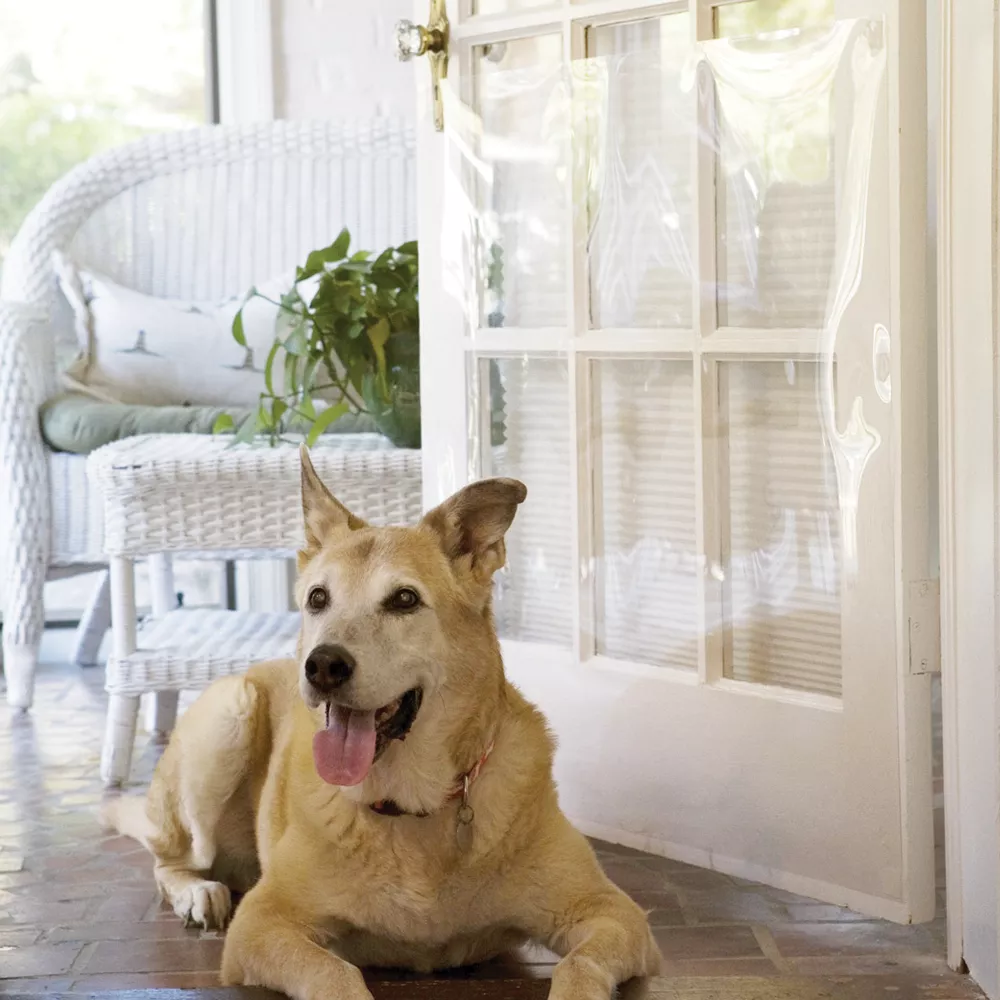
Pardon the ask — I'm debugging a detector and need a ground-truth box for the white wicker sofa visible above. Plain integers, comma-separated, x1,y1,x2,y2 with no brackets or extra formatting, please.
0,120,416,710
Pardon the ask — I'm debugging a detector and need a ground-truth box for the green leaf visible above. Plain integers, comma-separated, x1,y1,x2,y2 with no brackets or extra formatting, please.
371,269,403,290
275,291,303,339
284,351,300,394
263,340,281,396
232,309,247,347
272,399,287,429
299,394,316,420
329,228,351,260
367,317,391,350
366,318,391,398
306,400,350,447
302,228,351,277
233,412,257,445
301,355,321,391
284,320,309,356
397,240,418,257
212,412,235,434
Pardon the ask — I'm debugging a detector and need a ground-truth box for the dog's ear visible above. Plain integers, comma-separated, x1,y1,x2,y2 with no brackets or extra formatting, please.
422,478,527,582
299,445,365,566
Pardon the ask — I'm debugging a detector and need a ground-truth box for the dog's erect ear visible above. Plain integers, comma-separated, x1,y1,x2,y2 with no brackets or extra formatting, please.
299,445,365,564
422,478,527,581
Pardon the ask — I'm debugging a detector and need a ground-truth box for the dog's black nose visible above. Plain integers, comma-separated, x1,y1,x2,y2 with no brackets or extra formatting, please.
304,644,355,693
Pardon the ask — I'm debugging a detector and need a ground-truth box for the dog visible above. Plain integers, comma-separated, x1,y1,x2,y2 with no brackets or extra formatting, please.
104,446,661,1000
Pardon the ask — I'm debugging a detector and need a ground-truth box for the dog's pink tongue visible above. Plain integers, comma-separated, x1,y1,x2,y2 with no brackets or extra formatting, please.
313,706,377,786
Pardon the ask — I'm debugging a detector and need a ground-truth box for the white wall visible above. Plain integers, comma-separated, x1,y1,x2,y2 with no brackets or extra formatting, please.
272,0,417,122
938,0,1000,995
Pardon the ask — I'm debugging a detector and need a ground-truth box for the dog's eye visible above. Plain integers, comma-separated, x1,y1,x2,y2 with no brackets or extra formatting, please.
387,588,421,612
307,586,329,612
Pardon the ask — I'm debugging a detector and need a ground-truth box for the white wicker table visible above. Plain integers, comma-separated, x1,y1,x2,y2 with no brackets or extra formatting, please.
88,433,423,786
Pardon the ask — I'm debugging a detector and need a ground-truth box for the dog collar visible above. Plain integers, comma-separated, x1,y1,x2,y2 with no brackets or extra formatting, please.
369,740,496,819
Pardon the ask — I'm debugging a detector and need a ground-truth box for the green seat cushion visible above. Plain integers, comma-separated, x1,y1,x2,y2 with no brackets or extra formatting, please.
40,392,375,455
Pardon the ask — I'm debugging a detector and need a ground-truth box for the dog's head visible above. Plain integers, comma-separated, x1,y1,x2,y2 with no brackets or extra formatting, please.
295,446,526,791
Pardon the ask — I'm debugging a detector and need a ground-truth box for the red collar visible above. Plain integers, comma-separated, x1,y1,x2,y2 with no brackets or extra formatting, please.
370,740,495,818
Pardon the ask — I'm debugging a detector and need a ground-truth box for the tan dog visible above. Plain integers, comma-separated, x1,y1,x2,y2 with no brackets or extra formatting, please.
104,447,660,1000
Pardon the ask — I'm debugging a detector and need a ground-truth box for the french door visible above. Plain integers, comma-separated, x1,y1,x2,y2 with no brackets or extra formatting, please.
416,0,933,921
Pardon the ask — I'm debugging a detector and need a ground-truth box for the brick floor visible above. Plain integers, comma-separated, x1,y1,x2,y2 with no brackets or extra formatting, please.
0,657,983,999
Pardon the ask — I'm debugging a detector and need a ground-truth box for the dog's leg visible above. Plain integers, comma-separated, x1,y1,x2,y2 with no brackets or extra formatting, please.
543,888,661,1000
163,675,261,872
221,881,373,1000
520,821,661,1000
154,862,232,929
143,675,264,930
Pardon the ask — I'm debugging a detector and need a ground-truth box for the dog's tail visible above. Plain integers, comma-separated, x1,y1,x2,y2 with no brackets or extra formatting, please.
100,794,155,848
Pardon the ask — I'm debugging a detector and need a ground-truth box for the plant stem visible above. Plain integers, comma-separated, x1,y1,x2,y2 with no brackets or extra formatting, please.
319,348,367,412
263,381,368,415
253,293,299,312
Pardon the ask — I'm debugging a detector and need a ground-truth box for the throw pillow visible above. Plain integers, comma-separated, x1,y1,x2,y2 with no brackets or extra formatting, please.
54,253,294,409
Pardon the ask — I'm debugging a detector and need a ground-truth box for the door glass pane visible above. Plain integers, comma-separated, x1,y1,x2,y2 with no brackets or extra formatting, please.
715,0,836,37
593,359,698,669
479,357,572,647
720,360,841,696
586,15,694,330
470,35,567,330
713,19,840,329
472,0,557,14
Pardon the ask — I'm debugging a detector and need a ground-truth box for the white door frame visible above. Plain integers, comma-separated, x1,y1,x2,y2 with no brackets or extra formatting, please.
215,0,275,124
937,0,1000,992
214,0,296,612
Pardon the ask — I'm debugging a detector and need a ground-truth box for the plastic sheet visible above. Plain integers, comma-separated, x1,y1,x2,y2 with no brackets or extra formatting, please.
438,18,889,697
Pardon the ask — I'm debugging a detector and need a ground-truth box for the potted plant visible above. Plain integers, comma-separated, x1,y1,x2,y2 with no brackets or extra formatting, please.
215,229,420,448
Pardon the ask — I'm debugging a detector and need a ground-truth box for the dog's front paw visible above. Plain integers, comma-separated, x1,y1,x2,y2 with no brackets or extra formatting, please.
173,880,232,929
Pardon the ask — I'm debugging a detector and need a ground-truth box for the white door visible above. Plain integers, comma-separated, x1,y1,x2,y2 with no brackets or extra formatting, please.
413,0,933,922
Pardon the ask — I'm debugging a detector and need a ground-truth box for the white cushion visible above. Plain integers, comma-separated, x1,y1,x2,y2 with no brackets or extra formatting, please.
54,253,291,408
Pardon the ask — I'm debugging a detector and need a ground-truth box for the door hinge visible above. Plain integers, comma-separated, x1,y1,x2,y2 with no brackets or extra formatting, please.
908,580,941,675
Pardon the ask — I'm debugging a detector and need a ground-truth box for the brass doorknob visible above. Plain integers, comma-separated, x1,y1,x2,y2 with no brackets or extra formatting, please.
394,2,449,131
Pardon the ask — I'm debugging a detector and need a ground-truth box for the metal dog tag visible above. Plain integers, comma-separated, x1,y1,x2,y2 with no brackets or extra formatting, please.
456,805,475,851
456,776,475,851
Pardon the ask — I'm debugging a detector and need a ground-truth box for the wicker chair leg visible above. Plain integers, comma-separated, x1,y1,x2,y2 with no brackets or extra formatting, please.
2,643,40,712
149,690,180,740
2,563,45,710
103,556,138,786
0,301,50,712
145,554,179,738
101,693,140,787
148,554,176,615
70,570,111,666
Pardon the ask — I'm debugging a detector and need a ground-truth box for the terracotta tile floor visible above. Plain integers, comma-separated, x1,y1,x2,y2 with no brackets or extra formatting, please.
0,655,984,1000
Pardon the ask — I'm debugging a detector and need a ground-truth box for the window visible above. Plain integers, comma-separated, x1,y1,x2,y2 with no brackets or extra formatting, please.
0,0,210,278
462,0,882,698
0,0,217,621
